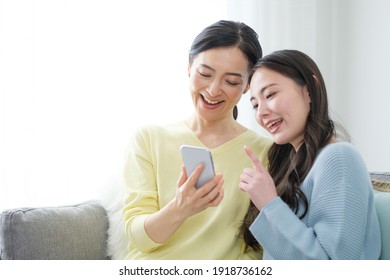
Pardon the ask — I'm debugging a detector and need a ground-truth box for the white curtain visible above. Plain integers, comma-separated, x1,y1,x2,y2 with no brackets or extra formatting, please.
232,0,390,172
0,0,227,210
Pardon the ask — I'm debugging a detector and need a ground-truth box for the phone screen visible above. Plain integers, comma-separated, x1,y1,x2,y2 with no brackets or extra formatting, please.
180,145,215,188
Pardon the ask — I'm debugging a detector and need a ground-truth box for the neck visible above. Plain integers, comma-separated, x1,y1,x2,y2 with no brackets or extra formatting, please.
185,114,246,148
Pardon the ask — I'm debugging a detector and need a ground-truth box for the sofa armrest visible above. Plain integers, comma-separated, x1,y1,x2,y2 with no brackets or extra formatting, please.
371,172,390,260
0,201,109,260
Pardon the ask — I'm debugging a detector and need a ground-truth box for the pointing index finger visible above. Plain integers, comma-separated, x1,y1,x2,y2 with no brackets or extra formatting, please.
243,145,266,172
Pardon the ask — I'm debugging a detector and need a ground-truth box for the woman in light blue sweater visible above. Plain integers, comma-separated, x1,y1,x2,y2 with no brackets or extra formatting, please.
239,49,381,259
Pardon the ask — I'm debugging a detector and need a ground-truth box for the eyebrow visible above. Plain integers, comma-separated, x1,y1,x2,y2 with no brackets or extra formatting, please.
200,64,244,78
250,83,279,102
260,83,278,93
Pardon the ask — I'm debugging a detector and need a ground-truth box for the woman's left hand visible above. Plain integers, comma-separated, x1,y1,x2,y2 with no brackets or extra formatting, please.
239,146,277,210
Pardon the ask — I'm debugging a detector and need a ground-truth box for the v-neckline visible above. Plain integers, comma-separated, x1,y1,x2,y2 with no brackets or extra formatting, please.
180,120,250,153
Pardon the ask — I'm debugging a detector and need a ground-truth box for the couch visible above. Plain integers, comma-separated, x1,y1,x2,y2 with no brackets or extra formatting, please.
1,172,389,260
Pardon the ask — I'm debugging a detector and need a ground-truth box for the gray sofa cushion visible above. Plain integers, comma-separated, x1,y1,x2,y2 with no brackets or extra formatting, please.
0,201,108,260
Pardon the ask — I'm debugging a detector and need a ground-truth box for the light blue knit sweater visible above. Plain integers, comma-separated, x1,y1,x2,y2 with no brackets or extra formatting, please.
250,142,381,259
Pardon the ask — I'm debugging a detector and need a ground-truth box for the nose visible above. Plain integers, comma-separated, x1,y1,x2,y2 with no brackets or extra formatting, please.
255,104,270,128
256,102,270,119
207,80,222,97
255,102,271,127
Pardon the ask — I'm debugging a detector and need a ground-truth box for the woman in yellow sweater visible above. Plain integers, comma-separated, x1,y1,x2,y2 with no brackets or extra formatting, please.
122,20,271,259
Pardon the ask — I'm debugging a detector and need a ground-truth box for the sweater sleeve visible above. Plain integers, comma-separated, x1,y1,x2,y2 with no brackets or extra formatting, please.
250,143,377,259
122,127,162,252
250,197,330,259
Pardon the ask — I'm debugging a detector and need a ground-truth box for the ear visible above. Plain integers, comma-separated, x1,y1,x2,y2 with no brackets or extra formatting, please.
243,84,250,94
303,84,311,103
312,74,318,82
306,74,321,103
187,64,191,77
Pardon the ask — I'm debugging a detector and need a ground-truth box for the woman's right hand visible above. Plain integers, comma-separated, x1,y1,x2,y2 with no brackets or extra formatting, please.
144,164,224,244
239,146,277,210
174,164,224,220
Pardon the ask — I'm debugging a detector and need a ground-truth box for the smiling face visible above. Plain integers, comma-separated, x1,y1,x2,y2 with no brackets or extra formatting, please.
250,67,311,150
188,46,250,123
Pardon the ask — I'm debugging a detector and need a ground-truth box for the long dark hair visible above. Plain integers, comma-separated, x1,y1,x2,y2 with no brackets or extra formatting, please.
241,50,336,250
189,20,262,120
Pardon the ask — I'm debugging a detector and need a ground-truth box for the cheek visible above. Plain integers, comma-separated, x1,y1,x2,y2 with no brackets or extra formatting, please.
272,98,289,112
189,74,203,92
224,86,245,103
232,89,244,101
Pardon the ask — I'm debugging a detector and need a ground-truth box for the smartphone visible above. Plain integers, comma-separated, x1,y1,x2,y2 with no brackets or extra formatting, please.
180,145,215,189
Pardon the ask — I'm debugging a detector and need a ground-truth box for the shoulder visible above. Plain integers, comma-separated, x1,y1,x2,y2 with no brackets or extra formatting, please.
125,122,188,158
310,142,371,189
132,121,187,140
316,142,365,167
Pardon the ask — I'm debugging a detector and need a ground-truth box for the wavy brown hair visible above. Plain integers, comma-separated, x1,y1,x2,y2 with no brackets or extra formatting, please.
241,50,336,250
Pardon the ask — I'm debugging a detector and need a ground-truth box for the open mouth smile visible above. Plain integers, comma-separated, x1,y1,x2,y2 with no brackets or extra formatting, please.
200,94,224,106
265,118,283,133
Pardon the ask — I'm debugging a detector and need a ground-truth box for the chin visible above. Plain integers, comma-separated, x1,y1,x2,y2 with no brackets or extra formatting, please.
273,138,289,146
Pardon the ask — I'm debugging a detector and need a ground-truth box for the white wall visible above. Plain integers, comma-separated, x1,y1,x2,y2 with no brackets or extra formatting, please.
230,0,390,171
333,0,390,172
1,0,389,210
0,0,227,210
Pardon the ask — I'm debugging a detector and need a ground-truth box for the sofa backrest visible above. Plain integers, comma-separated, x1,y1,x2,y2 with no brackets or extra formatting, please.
0,201,108,260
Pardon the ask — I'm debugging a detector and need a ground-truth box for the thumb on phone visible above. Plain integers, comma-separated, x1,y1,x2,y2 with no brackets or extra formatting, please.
177,165,188,188
177,163,205,189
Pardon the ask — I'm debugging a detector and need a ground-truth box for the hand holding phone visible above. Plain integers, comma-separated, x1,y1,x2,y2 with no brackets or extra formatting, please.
180,145,215,189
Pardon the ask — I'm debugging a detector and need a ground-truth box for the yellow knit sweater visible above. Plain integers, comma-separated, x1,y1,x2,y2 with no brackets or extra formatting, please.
123,121,271,260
